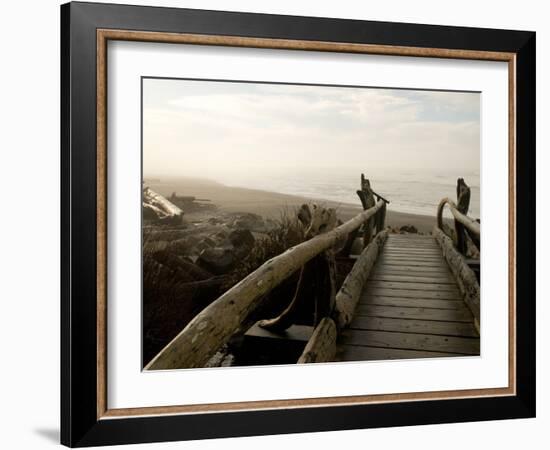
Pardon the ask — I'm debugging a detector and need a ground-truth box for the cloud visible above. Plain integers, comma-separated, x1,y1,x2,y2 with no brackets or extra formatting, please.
143,79,480,179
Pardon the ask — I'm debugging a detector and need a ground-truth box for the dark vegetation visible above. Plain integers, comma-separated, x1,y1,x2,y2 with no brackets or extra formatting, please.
142,208,356,366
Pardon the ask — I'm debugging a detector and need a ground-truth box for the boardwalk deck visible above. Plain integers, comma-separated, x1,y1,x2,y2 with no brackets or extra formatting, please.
336,234,480,362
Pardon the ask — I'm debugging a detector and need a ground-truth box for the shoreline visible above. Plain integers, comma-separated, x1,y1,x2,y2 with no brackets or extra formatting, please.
147,177,439,234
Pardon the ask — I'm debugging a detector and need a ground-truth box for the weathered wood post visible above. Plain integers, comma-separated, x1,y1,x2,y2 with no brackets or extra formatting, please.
455,178,471,254
375,196,387,233
357,174,376,248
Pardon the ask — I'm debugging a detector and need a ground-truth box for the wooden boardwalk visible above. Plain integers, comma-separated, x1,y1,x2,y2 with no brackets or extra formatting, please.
336,234,480,362
146,177,482,370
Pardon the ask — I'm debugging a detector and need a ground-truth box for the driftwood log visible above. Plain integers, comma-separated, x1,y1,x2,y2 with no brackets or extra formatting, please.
433,226,480,333
143,187,183,218
437,198,480,238
436,179,480,254
333,230,388,329
297,317,337,364
145,199,385,370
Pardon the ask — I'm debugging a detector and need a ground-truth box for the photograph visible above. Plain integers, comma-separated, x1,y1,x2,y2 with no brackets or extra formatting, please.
141,78,482,370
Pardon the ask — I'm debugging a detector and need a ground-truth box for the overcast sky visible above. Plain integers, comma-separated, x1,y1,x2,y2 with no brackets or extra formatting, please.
143,78,480,181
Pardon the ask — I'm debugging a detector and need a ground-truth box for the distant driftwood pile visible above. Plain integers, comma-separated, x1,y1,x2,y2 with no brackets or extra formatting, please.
169,192,216,213
142,186,183,224
142,185,217,224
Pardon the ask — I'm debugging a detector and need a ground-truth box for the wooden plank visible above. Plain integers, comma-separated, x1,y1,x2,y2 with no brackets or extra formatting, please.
374,263,451,271
383,251,441,256
384,250,441,255
376,261,451,273
384,243,439,248
386,242,438,247
373,272,453,282
355,304,473,322
240,324,314,365
337,345,458,361
388,240,442,248
382,250,443,255
385,243,440,248
386,238,437,241
378,259,448,267
349,316,479,337
378,258,448,268
387,241,435,245
387,235,436,239
383,250,443,257
384,249,441,253
373,270,453,280
385,246,439,250
363,288,461,300
340,329,480,354
368,273,456,284
366,280,459,292
359,296,466,310
372,267,452,276
382,249,443,254
244,323,312,342
384,249,440,254
388,239,440,247
382,257,444,262
388,243,437,248
387,236,434,241
380,256,446,262
378,263,450,271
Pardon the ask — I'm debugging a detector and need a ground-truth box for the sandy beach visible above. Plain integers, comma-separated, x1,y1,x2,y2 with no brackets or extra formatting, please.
146,177,438,234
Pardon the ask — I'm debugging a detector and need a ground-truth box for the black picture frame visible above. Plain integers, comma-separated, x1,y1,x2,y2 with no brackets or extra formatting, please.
61,1,536,447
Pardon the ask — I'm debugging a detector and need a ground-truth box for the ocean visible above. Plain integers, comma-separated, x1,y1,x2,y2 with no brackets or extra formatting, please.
217,169,480,219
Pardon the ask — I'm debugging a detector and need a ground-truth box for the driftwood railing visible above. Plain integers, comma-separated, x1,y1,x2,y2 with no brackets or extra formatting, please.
146,174,389,370
436,178,480,254
434,178,481,332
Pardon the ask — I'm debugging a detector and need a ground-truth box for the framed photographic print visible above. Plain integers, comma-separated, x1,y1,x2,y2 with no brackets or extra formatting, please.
60,2,536,447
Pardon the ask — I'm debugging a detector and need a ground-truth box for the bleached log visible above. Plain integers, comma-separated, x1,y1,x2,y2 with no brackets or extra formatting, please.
143,187,183,217
433,226,480,333
297,317,337,364
333,230,388,329
145,200,385,370
437,197,480,238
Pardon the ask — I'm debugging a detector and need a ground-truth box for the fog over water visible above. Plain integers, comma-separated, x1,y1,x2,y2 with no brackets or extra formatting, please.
143,78,480,217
